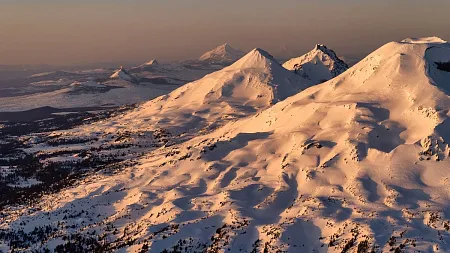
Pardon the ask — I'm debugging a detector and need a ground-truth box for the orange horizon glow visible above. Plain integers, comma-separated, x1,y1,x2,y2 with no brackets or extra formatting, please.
1,0,450,65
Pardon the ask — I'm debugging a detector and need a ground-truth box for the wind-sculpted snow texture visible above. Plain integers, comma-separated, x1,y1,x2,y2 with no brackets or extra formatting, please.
2,38,450,253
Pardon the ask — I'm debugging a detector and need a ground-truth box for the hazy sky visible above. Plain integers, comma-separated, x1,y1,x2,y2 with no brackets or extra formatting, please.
1,0,450,65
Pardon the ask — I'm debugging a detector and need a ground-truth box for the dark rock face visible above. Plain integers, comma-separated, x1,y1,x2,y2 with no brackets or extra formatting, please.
314,44,349,77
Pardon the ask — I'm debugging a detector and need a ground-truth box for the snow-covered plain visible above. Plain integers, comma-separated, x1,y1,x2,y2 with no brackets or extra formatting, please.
2,38,450,253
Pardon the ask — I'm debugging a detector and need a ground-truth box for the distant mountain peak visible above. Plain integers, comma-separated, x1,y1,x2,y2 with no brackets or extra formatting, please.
283,44,349,83
313,44,338,57
251,48,276,59
312,44,345,63
144,60,159,66
110,66,134,82
198,43,245,65
314,44,327,50
218,42,230,48
213,43,233,52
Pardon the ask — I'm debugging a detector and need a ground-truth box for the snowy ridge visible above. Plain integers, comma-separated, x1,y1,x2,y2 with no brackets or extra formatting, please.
283,44,349,83
3,38,450,252
198,43,246,65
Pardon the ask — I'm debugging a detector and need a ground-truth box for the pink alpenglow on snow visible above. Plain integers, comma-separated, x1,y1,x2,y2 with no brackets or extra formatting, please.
2,38,450,253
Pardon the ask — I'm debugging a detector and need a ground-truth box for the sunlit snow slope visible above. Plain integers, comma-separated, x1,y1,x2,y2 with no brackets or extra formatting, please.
3,38,450,253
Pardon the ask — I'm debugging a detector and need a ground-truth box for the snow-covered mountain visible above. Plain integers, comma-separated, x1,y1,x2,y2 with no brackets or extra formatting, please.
3,37,450,253
126,37,448,252
130,60,161,73
143,60,158,66
35,48,312,151
95,48,312,140
109,66,135,82
283,44,349,83
198,43,246,65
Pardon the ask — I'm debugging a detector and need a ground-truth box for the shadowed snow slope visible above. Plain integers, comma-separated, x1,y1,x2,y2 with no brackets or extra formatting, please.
198,43,246,65
283,44,349,84
3,38,450,253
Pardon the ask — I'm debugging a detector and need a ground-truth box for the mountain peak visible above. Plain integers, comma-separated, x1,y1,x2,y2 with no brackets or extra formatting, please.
144,60,158,66
283,44,349,83
244,48,276,61
314,44,327,51
252,48,275,58
198,43,245,64
110,66,134,82
312,44,342,60
227,48,279,70
219,42,229,49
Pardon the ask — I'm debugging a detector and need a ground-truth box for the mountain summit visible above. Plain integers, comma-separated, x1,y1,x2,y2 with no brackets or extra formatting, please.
198,43,245,65
109,66,134,82
132,59,161,72
143,59,159,66
283,44,349,83
229,48,278,70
